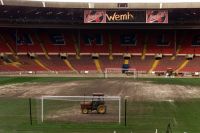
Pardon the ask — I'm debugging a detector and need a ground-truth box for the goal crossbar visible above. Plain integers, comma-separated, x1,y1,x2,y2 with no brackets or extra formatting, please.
40,95,121,124
42,95,120,101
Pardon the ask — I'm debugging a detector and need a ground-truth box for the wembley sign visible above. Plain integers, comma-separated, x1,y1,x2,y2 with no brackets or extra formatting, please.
84,10,168,24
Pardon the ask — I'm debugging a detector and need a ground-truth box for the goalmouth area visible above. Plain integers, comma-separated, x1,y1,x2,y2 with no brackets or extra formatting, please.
40,95,121,124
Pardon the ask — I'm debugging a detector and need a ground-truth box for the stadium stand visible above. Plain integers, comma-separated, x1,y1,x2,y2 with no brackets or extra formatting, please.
37,55,71,71
178,30,200,54
0,65,19,71
27,33,44,53
39,32,61,53
63,33,77,54
67,55,96,71
155,56,185,71
18,55,46,71
180,56,200,72
1,29,200,73
0,55,21,71
129,56,154,71
0,35,11,53
80,31,109,53
146,30,174,54
111,31,143,54
13,32,44,53
0,32,16,54
100,55,123,70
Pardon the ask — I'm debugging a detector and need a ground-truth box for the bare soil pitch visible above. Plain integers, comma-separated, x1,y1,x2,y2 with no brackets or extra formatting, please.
0,79,200,101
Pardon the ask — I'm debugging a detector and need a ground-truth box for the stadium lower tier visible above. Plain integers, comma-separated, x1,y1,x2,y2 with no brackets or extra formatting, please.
0,55,200,73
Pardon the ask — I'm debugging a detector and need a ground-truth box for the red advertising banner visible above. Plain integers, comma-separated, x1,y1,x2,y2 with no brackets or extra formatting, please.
84,10,106,23
146,10,168,23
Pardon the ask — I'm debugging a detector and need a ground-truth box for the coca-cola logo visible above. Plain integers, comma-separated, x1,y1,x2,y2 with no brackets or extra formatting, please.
146,10,168,23
84,10,106,23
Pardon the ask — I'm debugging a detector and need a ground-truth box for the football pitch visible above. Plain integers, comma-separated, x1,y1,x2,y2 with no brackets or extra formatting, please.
0,77,200,133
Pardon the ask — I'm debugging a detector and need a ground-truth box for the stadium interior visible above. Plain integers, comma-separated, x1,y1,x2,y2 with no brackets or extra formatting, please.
1,1,200,133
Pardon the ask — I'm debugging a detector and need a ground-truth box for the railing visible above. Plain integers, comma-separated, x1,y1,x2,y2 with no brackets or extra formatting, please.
0,69,199,77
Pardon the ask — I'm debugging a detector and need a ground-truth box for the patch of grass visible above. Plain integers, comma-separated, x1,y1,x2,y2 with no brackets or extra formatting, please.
1,77,200,87
0,98,200,133
0,77,101,85
137,78,200,87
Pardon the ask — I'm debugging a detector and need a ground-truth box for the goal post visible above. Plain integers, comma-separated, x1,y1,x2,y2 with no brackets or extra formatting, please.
40,95,122,124
104,68,137,78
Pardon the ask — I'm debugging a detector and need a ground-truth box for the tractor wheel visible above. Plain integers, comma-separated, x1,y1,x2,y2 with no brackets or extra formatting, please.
97,105,106,114
82,108,88,114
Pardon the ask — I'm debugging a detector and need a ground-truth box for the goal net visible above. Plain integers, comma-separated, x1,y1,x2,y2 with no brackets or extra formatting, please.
38,95,121,124
104,68,137,78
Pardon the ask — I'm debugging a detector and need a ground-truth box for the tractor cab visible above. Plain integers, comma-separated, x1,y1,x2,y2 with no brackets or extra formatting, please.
91,93,105,110
80,93,106,114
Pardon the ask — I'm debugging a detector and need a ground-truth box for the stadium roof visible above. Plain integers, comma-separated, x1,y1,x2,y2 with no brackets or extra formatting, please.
1,0,200,9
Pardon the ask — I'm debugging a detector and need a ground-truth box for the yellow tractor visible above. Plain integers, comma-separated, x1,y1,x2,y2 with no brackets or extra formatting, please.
80,93,106,114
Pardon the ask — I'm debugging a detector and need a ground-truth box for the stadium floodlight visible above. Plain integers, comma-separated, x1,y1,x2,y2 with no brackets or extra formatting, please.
28,0,200,3
40,95,122,124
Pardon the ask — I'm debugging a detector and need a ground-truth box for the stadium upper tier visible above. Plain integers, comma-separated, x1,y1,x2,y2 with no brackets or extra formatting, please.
0,29,200,55
0,29,200,73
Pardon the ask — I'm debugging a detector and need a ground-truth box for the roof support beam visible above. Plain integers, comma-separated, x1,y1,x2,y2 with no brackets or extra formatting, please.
88,3,94,8
42,1,46,7
0,0,4,5
160,3,163,8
